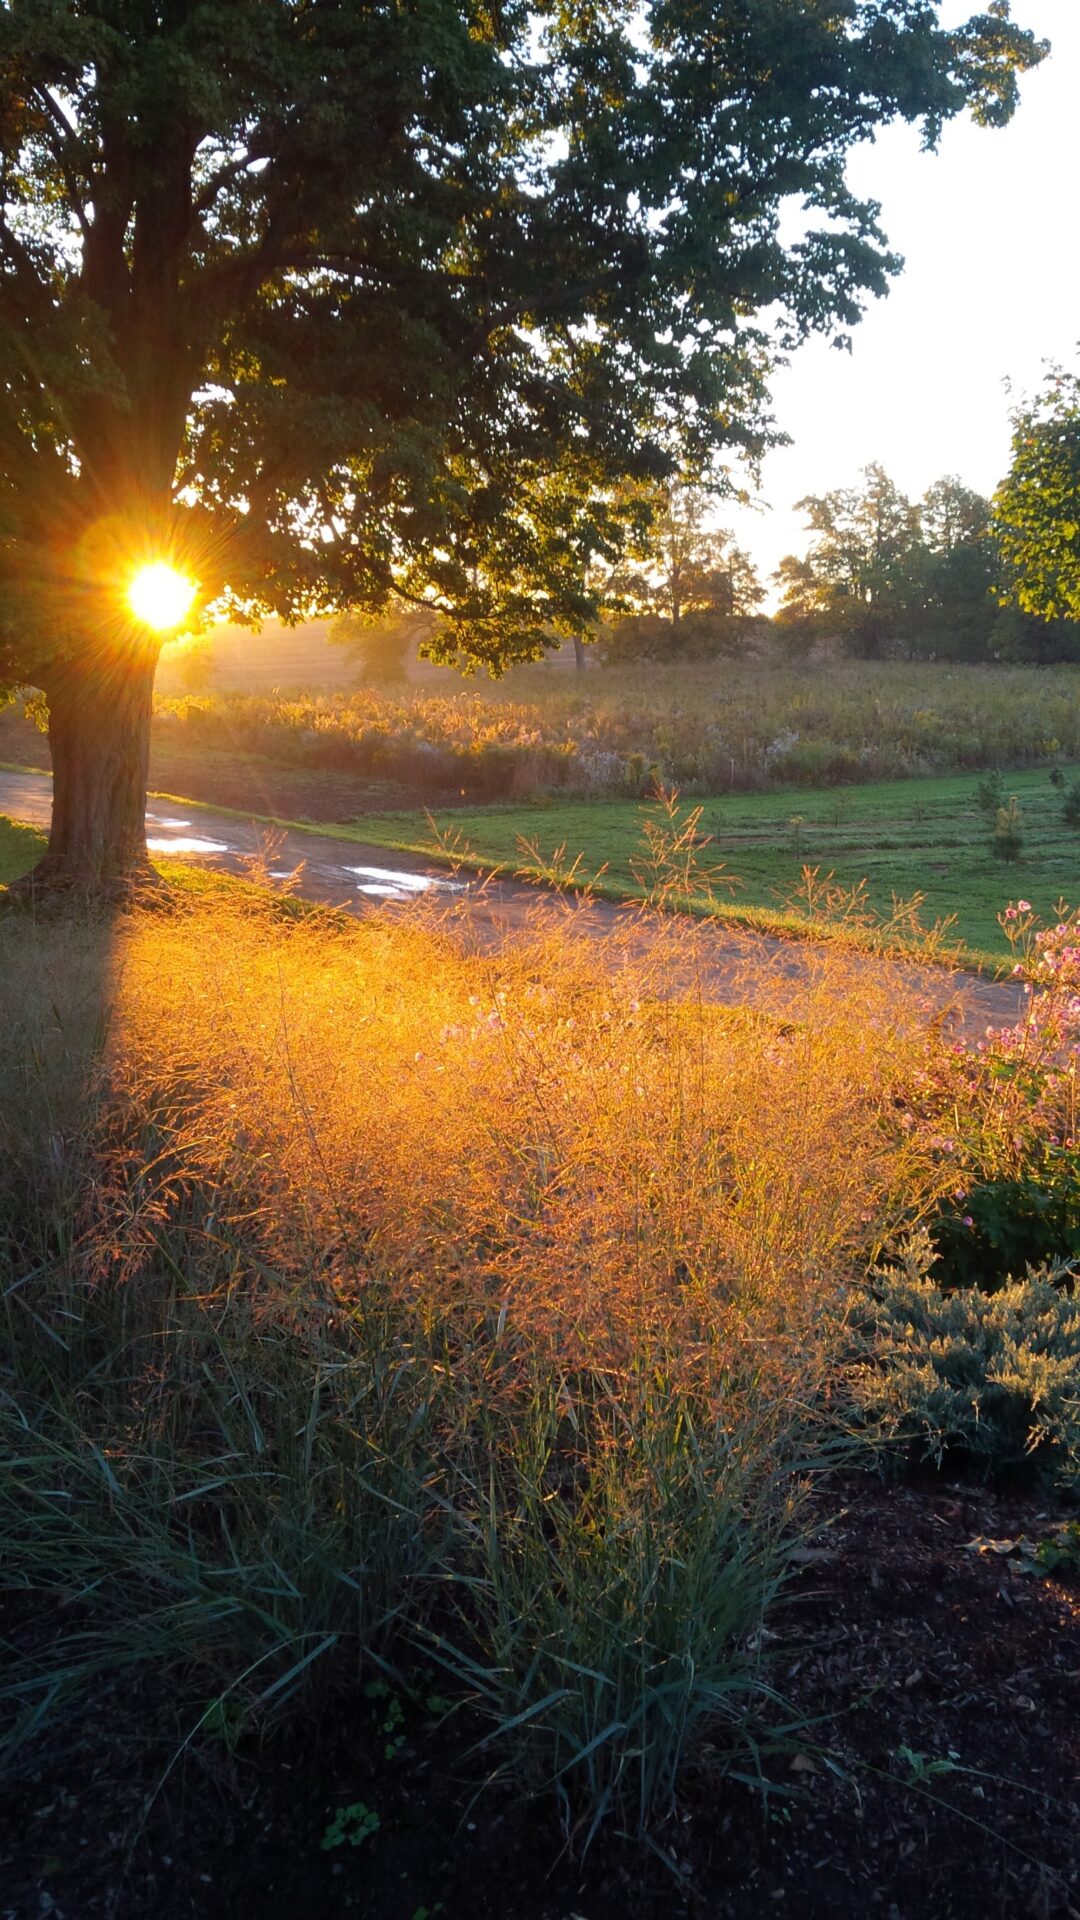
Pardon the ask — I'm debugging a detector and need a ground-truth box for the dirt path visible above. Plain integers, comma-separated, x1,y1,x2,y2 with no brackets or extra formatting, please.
0,767,1027,1036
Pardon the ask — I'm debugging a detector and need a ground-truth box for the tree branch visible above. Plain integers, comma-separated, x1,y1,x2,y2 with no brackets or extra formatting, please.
193,147,273,216
30,87,93,241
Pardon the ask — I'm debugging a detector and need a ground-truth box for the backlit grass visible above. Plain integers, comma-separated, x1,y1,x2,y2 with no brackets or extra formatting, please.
2,873,1077,1851
0,886,945,1835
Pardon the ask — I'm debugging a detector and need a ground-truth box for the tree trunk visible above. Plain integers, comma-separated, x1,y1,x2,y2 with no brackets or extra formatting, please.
572,633,586,672
21,639,162,896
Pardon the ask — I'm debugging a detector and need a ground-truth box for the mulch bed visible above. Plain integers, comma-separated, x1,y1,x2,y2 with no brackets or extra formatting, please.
2,1474,1079,1920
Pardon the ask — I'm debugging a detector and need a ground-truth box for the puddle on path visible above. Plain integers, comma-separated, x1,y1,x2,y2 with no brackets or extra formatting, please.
147,834,229,855
345,864,465,902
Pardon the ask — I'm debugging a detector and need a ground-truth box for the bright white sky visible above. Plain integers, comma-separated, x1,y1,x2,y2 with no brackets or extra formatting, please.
724,0,1078,607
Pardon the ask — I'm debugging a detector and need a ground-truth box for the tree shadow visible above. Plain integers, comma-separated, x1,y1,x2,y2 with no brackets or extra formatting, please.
0,881,127,1265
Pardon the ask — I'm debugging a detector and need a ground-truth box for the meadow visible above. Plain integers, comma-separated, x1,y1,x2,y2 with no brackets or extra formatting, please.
2,864,1080,1915
153,636,1080,790
80,656,1080,802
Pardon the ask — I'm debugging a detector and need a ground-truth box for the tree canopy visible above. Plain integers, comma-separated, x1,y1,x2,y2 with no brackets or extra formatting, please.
0,0,1045,885
601,482,763,662
994,365,1080,623
779,464,923,656
775,467,1011,660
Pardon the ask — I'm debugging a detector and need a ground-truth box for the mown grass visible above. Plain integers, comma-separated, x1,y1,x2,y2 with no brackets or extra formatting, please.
337,764,1080,961
0,814,44,883
5,757,1072,969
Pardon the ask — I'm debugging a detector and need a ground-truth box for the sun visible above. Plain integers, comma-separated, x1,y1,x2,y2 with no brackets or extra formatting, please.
127,561,198,631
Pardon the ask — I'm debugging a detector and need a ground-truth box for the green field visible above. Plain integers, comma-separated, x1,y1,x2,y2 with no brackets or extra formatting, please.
0,816,43,884
339,764,1080,961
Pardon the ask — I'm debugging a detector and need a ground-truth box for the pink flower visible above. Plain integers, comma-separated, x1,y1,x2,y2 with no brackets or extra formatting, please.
1018,899,1031,913
962,1216,974,1229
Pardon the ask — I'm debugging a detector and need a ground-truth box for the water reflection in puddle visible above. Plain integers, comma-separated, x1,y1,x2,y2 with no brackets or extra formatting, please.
345,864,464,901
146,815,192,829
147,834,229,855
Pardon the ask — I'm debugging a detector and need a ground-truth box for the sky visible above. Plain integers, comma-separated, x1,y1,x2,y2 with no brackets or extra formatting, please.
723,0,1078,607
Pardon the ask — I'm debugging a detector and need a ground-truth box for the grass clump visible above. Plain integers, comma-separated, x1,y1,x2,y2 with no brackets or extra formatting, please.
433,1358,816,1844
0,882,939,1846
3,876,1076,1849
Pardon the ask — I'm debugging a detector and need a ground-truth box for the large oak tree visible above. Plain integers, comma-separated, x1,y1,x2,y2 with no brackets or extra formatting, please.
0,0,1042,891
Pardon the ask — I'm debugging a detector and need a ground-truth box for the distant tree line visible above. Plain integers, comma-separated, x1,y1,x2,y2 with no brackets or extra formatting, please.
775,441,1080,665
333,484,768,678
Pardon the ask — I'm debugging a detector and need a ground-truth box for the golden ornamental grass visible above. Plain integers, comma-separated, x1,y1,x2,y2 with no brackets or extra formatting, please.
0,883,1021,1837
77,885,942,1400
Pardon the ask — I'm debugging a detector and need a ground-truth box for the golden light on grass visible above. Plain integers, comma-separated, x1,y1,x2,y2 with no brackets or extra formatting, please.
127,560,197,631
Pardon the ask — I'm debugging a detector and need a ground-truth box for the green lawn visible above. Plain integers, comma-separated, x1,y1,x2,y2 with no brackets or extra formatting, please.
334,765,1080,962
0,817,44,885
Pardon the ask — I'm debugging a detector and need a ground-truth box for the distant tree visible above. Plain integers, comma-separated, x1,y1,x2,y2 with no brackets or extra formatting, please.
915,477,997,659
166,635,216,694
988,603,1080,665
994,365,1080,622
0,2,1044,892
776,470,1010,660
771,554,830,657
332,604,435,687
776,465,923,656
603,484,763,663
921,476,991,553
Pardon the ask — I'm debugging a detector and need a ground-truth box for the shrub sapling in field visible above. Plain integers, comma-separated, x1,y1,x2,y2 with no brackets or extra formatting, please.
975,769,1005,814
992,796,1024,861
